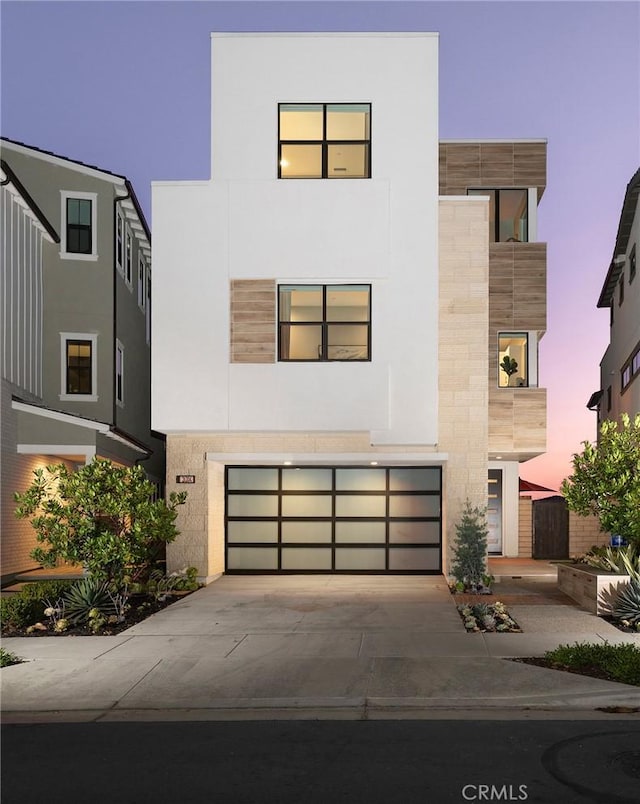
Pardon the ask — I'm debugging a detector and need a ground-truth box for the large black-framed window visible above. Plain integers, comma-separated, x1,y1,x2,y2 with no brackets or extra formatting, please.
278,103,371,179
225,465,442,574
467,188,528,242
66,339,93,394
279,284,371,361
66,198,93,254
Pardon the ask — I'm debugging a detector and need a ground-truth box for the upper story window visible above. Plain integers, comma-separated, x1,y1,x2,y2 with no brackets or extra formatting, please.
138,254,146,310
621,343,640,393
278,103,371,179
279,284,371,361
498,332,528,387
125,229,132,286
61,191,97,259
468,189,528,242
59,332,98,401
619,274,625,306
630,245,636,283
116,211,123,273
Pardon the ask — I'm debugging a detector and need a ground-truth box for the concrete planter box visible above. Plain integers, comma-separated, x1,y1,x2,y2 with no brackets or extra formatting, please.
557,563,630,615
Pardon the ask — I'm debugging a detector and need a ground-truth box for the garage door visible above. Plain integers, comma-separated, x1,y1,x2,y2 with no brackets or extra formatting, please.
225,466,442,573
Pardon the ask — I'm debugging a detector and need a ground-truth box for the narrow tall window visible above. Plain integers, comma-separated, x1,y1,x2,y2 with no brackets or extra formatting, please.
279,285,371,361
468,189,528,242
115,341,124,405
630,245,636,283
125,230,132,285
279,103,371,179
619,275,625,306
66,198,92,254
116,212,123,273
498,333,528,387
138,255,146,310
66,340,92,394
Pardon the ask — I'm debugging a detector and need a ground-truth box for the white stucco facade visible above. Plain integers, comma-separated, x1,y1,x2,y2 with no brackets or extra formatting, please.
152,33,440,444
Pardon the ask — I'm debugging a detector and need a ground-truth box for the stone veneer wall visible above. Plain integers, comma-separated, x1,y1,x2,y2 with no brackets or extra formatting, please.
438,198,489,574
518,496,533,557
568,511,610,557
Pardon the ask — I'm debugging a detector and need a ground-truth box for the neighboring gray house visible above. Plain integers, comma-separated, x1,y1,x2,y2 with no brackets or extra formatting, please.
587,167,640,428
0,137,164,583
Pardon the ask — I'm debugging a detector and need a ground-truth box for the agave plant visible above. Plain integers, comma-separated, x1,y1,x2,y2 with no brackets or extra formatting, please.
585,544,639,582
613,578,640,627
62,578,115,625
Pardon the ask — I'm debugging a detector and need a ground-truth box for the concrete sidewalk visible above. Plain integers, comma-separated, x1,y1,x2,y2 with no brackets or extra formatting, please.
2,574,639,722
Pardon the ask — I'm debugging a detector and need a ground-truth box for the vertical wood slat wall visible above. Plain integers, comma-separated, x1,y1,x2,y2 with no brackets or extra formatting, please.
229,279,276,363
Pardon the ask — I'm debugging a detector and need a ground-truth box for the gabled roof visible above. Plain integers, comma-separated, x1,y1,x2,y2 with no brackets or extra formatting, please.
0,136,151,245
0,158,59,243
597,166,640,308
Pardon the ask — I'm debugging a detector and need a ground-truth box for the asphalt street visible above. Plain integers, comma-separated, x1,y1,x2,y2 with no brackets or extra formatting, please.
2,720,640,804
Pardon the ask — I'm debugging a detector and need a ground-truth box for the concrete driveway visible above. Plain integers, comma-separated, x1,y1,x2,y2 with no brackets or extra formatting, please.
3,574,640,720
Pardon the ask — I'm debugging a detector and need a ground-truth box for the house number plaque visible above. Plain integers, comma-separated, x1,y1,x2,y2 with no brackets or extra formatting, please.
176,475,196,484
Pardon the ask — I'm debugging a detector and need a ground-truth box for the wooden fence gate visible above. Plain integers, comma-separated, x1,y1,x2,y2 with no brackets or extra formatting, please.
533,496,569,559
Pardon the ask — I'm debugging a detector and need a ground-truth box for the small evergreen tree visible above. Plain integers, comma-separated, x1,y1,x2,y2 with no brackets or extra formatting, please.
451,500,489,591
15,458,187,590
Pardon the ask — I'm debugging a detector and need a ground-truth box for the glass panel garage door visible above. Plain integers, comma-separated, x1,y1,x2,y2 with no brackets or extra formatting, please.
225,466,442,573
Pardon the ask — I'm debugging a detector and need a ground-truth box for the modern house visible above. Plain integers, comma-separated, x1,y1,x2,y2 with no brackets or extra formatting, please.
151,32,547,580
1,138,164,583
587,167,640,426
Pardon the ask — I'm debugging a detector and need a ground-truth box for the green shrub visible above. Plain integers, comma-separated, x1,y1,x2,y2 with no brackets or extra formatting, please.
0,580,74,628
0,648,24,668
15,458,187,589
62,578,116,625
0,594,41,628
544,641,640,686
21,580,74,602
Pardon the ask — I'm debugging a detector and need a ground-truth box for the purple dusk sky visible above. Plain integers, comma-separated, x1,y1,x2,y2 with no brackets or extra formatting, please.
2,1,638,491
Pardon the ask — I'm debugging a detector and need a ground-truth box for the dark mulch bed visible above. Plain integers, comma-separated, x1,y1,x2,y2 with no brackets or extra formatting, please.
511,656,640,692
0,592,191,638
511,656,621,683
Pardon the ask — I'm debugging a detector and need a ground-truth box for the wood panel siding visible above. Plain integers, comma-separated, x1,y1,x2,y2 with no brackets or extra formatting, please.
229,279,276,363
439,141,546,199
488,386,547,460
488,243,547,387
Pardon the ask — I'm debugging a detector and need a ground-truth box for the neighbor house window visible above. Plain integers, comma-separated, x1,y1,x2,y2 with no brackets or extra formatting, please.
619,275,625,306
278,103,371,179
279,284,371,361
630,245,636,283
621,342,640,392
138,254,146,310
498,332,528,387
115,340,124,405
61,191,97,259
468,189,528,242
607,385,612,411
60,332,98,401
116,212,123,273
125,229,132,286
